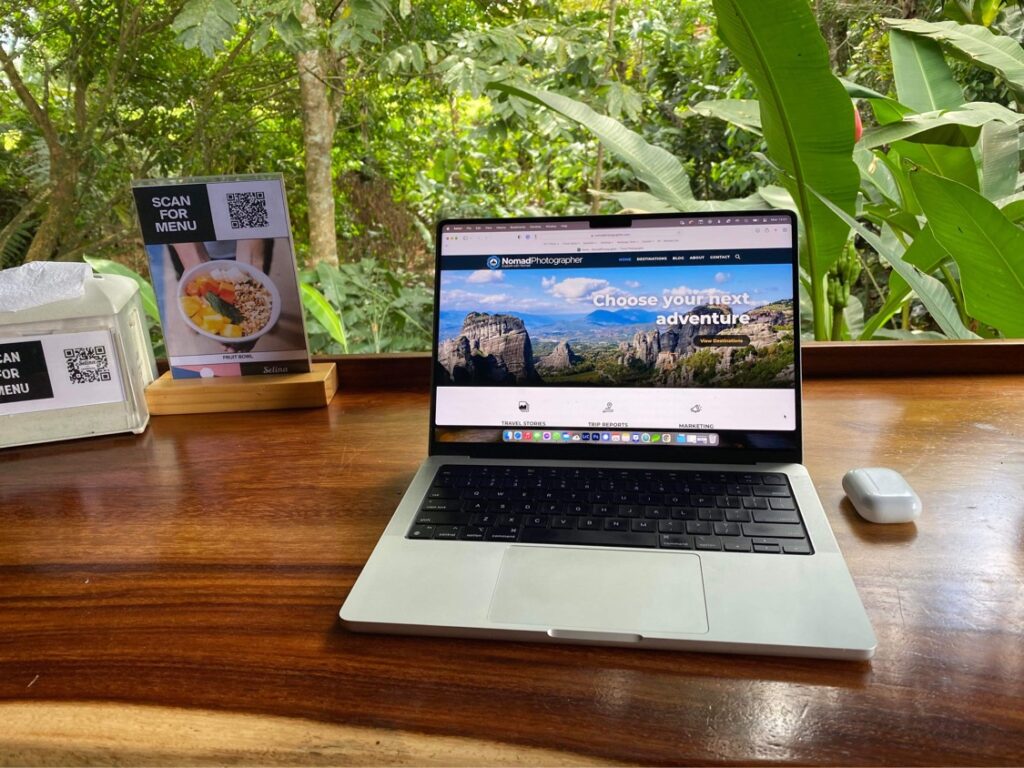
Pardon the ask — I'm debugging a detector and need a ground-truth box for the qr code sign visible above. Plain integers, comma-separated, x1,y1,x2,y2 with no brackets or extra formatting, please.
226,190,269,229
64,346,111,384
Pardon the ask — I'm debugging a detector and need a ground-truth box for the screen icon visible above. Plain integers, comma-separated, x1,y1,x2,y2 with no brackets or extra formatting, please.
561,432,571,441
631,433,640,443
590,432,600,441
641,433,651,443
513,431,522,440
662,434,671,443
581,432,590,441
612,434,621,442
601,433,611,441
523,432,532,440
503,430,513,441
533,431,542,441
518,401,530,413
543,431,552,441
652,434,661,443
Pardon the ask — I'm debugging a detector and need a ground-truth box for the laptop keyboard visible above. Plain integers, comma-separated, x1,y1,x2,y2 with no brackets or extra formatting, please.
406,465,813,555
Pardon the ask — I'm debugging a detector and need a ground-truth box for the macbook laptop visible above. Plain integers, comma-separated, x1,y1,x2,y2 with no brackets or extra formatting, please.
340,211,876,659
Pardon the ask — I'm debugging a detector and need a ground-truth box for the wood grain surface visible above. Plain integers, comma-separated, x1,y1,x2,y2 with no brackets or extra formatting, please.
1,374,1023,765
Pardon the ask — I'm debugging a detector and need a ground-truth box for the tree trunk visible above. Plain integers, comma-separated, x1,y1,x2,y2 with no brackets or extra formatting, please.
296,0,339,267
25,150,78,262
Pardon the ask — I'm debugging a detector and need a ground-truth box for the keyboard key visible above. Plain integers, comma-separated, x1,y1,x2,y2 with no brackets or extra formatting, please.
753,542,781,553
632,519,656,533
725,508,751,523
761,473,787,485
415,511,471,526
578,517,602,530
698,508,724,521
551,516,573,529
472,513,496,527
783,540,812,554
408,525,435,540
660,534,692,549
520,529,658,548
487,526,519,541
716,495,741,508
671,507,699,521
434,526,460,540
753,486,791,498
724,538,752,552
460,526,486,540
769,497,796,511
604,518,628,531
742,497,768,510
713,522,741,536
686,521,712,535
644,506,668,519
690,495,715,507
742,523,806,539
694,536,723,551
658,520,684,533
525,515,549,528
426,488,458,499
420,499,460,512
752,508,801,524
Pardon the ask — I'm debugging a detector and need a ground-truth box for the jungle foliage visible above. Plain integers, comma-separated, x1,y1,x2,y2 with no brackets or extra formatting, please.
2,0,1024,348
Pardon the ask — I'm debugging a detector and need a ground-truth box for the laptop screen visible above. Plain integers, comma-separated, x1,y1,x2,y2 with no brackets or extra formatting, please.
431,212,800,463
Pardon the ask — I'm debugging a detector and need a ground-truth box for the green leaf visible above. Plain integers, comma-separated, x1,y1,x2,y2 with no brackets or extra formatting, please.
909,166,1024,336
712,0,860,340
83,256,159,323
840,78,886,99
885,18,1024,100
300,284,348,353
810,187,978,339
889,29,964,112
857,102,1023,149
854,147,901,203
860,225,947,339
687,99,762,134
979,120,1020,200
488,82,702,210
172,0,240,57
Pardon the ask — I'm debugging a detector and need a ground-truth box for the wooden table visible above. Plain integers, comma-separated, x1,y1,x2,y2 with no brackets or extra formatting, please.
2,368,1023,765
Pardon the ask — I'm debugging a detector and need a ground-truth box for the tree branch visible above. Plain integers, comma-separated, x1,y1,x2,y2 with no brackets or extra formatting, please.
0,43,62,154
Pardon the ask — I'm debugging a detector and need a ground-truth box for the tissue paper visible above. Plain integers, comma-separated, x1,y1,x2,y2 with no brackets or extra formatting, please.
0,262,92,312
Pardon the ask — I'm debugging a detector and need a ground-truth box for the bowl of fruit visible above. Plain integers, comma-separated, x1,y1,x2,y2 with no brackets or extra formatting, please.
177,260,281,343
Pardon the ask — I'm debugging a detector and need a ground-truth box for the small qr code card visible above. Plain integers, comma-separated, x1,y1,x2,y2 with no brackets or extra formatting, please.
0,331,124,417
131,174,311,379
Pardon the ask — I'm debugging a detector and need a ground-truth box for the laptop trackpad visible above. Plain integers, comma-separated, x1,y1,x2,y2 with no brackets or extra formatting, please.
488,546,709,635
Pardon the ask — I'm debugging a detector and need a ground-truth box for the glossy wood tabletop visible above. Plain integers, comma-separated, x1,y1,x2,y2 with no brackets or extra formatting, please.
1,371,1023,765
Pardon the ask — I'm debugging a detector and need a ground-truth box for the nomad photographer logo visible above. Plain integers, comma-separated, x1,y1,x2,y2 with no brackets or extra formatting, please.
495,255,584,269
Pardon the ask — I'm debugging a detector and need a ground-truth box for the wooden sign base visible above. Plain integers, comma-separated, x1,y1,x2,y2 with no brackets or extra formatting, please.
145,362,338,415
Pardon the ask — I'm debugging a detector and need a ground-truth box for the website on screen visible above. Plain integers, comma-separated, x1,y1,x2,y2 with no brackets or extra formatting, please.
434,215,797,449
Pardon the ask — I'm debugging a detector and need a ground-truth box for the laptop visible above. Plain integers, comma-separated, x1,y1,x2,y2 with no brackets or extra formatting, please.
340,211,876,660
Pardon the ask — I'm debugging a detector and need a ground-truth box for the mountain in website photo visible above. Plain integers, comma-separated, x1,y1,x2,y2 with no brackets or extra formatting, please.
436,264,796,388
435,302,795,388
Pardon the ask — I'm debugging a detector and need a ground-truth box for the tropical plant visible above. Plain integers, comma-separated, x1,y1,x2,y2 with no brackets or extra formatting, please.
300,258,433,354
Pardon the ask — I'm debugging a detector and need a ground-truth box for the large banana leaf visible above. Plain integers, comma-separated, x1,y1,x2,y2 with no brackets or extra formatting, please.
83,256,159,323
488,82,767,211
889,29,964,112
857,102,1024,149
886,18,1024,100
979,121,1020,200
910,167,1024,336
811,188,978,339
712,0,860,340
687,100,762,134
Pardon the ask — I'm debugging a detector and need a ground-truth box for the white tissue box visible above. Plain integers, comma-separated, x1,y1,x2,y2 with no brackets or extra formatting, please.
0,272,157,449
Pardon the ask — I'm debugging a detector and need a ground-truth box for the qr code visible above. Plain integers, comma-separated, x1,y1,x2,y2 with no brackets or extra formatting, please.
226,191,269,229
64,346,111,384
